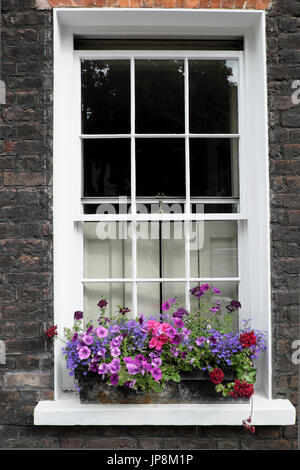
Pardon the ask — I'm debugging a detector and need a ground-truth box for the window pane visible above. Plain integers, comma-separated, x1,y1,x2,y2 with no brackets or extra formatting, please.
190,138,239,198
83,139,131,197
81,60,130,134
137,222,185,278
136,139,185,198
189,281,239,330
83,222,131,279
191,202,239,214
83,283,132,324
190,221,238,278
135,60,184,134
189,60,238,134
137,282,186,318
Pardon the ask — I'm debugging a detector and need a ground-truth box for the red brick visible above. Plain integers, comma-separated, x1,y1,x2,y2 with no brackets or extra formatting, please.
47,0,272,6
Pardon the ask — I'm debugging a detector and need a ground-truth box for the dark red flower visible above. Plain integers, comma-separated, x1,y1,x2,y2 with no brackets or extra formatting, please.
229,380,254,399
45,325,58,339
74,311,83,321
209,368,224,385
97,299,108,309
239,330,257,348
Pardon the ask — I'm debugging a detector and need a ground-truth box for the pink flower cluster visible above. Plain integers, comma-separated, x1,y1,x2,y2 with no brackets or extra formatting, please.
145,320,180,351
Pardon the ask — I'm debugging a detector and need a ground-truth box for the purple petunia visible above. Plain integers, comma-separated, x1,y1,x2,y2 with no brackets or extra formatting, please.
151,367,162,382
78,346,91,360
95,326,108,338
82,334,94,345
110,373,119,386
110,346,121,358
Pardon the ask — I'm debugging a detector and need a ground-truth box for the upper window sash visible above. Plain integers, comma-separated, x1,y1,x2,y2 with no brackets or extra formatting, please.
73,49,245,222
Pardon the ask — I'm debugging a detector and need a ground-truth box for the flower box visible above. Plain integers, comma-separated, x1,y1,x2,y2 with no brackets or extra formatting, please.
75,368,248,404
46,284,266,431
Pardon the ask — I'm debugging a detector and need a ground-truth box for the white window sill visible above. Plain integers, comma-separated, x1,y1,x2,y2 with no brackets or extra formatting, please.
34,390,296,426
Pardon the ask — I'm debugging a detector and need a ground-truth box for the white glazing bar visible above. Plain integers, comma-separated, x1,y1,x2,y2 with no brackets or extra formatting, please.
184,57,190,310
75,213,246,222
79,133,240,139
81,197,240,204
75,50,242,60
131,57,137,318
82,277,240,283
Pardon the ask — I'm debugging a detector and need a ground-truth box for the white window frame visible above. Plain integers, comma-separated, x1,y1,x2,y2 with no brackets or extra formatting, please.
34,7,295,426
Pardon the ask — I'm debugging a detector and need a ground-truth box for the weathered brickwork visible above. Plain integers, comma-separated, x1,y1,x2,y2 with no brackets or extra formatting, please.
0,0,299,450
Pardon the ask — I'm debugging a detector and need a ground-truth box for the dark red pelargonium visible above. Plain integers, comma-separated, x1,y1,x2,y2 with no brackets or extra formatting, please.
239,330,257,348
45,325,58,339
229,380,254,399
209,367,224,384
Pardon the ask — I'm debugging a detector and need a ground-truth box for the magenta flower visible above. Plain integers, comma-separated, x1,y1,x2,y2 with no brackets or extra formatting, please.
200,283,210,291
168,298,176,304
98,363,108,375
82,335,94,345
166,326,177,339
78,346,91,360
162,301,171,311
173,317,184,329
212,286,221,294
95,326,108,338
151,367,162,382
196,336,205,346
151,357,162,368
110,346,121,358
210,307,220,314
124,380,136,388
110,373,119,386
109,358,121,373
126,363,139,375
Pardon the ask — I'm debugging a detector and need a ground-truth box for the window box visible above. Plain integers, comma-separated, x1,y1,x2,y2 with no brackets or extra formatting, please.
76,369,248,405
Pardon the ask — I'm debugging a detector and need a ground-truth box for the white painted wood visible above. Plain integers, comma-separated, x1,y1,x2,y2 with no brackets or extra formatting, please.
34,390,296,426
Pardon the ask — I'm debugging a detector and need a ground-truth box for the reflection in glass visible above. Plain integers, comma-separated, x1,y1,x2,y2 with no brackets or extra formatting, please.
190,221,238,278
191,203,239,214
81,60,130,134
136,139,185,198
137,282,186,318
135,60,184,133
190,138,239,198
137,222,185,279
83,139,131,197
83,222,131,279
84,283,132,324
189,60,238,134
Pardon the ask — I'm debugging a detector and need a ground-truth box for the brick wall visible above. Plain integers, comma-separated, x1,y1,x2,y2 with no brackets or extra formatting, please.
0,0,299,450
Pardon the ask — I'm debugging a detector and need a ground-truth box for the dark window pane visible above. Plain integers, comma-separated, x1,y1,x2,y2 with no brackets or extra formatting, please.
136,139,185,198
75,38,244,51
190,139,239,198
81,60,130,134
189,60,238,134
83,139,131,197
135,60,184,134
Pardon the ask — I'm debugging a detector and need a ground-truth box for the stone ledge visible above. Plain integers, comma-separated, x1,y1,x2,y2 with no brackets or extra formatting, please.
34,390,296,426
